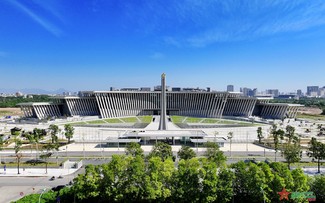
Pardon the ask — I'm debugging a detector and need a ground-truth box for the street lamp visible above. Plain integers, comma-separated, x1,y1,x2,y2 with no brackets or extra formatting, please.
214,131,219,143
227,132,233,158
82,133,85,159
38,188,47,203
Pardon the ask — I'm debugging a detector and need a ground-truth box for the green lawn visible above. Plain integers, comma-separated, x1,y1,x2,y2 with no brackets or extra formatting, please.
103,118,123,123
171,116,187,123
138,116,152,123
171,115,253,125
70,121,88,126
120,117,138,123
87,120,107,124
69,116,152,125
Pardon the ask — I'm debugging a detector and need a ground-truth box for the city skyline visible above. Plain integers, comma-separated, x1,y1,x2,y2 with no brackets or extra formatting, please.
1,1,325,92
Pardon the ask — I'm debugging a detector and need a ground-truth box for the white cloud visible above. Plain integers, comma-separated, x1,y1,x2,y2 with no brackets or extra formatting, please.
165,0,325,47
6,0,63,37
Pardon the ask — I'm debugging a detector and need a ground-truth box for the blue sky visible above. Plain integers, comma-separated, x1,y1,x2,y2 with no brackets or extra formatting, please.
1,0,325,93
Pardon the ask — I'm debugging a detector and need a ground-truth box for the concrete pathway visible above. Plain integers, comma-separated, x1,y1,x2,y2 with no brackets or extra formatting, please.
144,116,160,130
0,167,79,177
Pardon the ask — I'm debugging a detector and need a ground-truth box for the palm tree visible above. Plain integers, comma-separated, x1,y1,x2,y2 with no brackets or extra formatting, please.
227,132,233,157
307,138,325,173
273,128,284,162
257,127,263,144
32,128,41,160
48,124,60,144
40,143,57,174
25,132,35,154
285,125,295,144
64,124,74,144
14,137,22,174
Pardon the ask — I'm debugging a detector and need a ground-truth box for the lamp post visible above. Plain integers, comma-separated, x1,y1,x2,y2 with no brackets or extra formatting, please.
214,131,219,143
82,133,85,159
38,188,47,203
228,132,233,158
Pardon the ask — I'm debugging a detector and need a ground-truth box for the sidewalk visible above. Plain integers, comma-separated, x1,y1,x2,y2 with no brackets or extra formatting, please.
0,167,80,177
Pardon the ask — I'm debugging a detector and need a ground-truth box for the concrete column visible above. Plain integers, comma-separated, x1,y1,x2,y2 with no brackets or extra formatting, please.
159,73,168,130
95,94,104,118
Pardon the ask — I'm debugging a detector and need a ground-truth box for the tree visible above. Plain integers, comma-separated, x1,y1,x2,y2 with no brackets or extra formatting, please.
120,155,147,202
32,128,41,160
172,158,203,202
100,155,131,202
285,125,295,144
282,141,302,170
307,137,325,173
24,131,35,154
48,124,60,144
14,137,22,174
257,127,263,144
227,132,233,157
231,161,269,203
310,175,325,203
272,126,284,162
64,124,74,144
73,164,101,201
125,142,144,158
216,167,235,203
0,136,3,151
204,142,226,167
145,156,174,201
177,145,196,160
40,143,57,174
291,168,309,192
148,142,173,161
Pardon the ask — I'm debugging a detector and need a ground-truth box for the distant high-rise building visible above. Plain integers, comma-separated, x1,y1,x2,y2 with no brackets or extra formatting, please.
319,87,325,98
297,89,302,97
240,87,256,97
120,88,139,91
172,87,181,91
307,86,319,96
227,85,234,92
207,87,211,92
140,87,151,91
266,89,279,97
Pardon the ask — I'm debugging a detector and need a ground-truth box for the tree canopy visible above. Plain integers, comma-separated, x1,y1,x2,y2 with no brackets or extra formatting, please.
177,145,196,160
148,142,173,161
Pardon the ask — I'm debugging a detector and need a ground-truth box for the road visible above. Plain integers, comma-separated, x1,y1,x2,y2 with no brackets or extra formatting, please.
0,167,84,203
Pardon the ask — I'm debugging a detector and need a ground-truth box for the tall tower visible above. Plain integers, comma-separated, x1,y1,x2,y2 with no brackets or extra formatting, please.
159,73,168,130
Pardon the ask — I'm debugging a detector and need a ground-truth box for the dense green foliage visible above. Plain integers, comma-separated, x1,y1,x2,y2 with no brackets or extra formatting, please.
125,142,144,158
204,142,227,167
270,98,325,108
14,140,323,203
0,95,50,108
310,175,325,203
16,156,324,203
177,145,196,160
148,142,173,161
